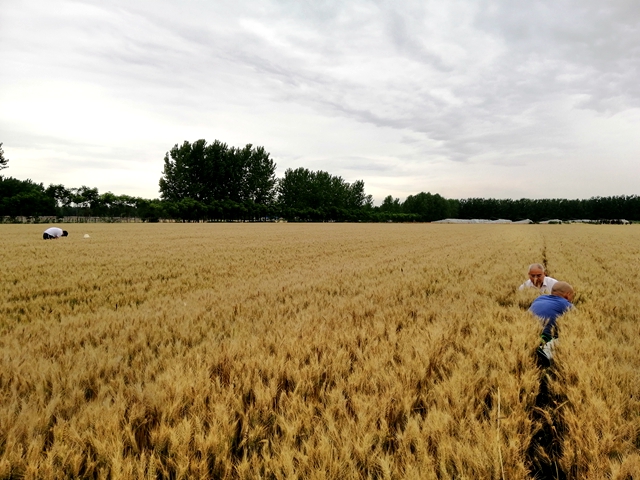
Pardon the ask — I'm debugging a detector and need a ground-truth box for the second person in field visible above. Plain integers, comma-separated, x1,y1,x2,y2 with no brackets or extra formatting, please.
519,263,557,294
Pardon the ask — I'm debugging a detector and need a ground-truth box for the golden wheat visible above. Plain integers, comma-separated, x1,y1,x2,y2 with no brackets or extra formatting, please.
0,223,638,479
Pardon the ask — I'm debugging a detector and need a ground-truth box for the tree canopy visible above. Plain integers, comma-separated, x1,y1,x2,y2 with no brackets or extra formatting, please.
402,192,458,222
0,143,8,171
159,140,277,205
276,167,373,220
0,176,55,217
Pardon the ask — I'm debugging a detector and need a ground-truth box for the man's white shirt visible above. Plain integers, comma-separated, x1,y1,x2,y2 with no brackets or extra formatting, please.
519,276,558,294
44,227,64,238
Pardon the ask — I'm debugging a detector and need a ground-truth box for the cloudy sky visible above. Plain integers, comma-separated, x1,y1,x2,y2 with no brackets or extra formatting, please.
1,0,639,203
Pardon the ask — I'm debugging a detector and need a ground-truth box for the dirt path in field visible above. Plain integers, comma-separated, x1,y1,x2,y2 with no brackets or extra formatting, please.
523,236,569,479
525,364,570,479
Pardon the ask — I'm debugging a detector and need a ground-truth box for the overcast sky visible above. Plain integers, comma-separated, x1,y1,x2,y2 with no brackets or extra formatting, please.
1,0,639,203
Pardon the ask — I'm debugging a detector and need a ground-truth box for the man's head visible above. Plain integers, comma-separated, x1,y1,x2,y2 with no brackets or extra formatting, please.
62,230,68,237
528,263,546,287
551,281,574,302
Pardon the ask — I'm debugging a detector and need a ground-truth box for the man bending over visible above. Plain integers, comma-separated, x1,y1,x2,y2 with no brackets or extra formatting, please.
529,281,574,365
43,227,68,240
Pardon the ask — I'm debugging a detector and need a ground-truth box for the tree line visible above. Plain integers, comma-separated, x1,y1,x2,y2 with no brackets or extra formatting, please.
1,139,639,222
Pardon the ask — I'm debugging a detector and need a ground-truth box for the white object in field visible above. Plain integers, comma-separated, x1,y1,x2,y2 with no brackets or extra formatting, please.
84,234,90,238
541,338,558,361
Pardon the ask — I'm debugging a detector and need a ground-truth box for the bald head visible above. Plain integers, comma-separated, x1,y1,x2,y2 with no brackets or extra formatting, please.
551,281,574,302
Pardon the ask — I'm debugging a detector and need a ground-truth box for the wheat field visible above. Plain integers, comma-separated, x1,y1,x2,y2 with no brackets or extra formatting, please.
1,223,639,479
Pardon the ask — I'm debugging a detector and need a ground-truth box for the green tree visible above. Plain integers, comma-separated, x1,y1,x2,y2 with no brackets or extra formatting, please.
229,144,277,204
0,143,8,171
159,140,277,208
0,177,55,217
70,186,99,216
345,180,373,210
276,168,314,211
276,168,372,220
159,139,222,203
95,191,118,216
402,192,451,221
380,195,402,213
46,184,73,215
134,198,165,222
92,192,139,217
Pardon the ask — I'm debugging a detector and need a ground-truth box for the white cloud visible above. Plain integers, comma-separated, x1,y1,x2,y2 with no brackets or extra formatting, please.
1,0,639,202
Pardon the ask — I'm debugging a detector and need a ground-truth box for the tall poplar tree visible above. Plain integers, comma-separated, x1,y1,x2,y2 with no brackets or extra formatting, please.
159,139,277,205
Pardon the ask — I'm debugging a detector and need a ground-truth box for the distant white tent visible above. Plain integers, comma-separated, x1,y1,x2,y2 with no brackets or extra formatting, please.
432,218,516,224
432,219,484,224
